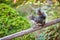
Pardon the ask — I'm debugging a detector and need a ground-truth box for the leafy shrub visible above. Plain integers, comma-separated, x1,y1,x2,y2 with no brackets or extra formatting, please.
0,3,35,40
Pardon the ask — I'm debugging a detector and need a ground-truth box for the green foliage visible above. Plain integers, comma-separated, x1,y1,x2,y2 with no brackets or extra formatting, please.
38,25,60,40
0,0,13,7
0,3,35,40
13,34,35,40
0,0,29,7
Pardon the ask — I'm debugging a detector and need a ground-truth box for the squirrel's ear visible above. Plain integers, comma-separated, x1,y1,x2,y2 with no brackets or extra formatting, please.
37,10,42,15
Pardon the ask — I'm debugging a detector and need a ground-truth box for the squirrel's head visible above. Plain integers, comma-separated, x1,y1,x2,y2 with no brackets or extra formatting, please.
37,9,42,15
36,9,42,15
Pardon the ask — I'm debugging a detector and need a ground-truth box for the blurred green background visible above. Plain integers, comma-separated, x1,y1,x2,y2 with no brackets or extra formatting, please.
0,0,60,40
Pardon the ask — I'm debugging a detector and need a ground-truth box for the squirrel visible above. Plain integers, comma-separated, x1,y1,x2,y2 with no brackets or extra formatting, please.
29,8,46,26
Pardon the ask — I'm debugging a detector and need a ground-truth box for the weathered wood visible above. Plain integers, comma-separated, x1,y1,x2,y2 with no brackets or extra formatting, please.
0,18,60,40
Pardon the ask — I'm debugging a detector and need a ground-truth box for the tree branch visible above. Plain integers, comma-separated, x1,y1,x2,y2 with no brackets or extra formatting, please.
0,18,60,40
